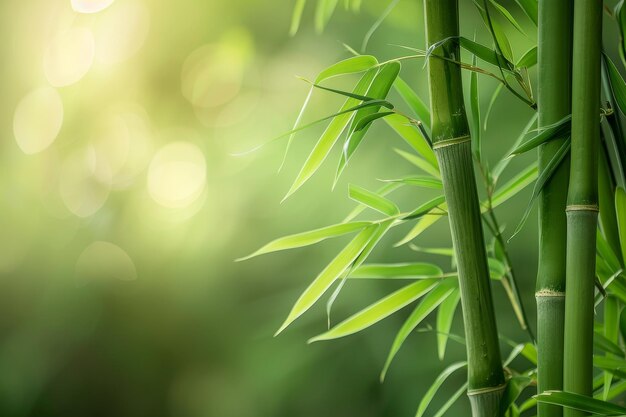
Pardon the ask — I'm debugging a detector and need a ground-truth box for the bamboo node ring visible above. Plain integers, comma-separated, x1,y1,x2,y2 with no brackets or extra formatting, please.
535,290,565,297
432,135,471,149
565,204,599,212
467,383,507,396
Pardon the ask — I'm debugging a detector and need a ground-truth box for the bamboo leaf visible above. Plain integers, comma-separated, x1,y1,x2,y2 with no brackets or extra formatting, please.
348,184,400,216
616,187,626,263
516,46,537,69
492,114,537,181
509,114,571,155
283,68,378,199
488,0,526,36
315,55,380,84
510,139,570,240
488,162,538,208
350,262,444,279
594,356,626,379
436,288,460,360
427,36,513,70
432,382,468,417
289,0,307,36
500,376,532,415
380,176,443,189
415,361,467,417
309,278,439,342
484,83,504,130
488,257,506,280
315,0,339,33
616,1,626,68
344,182,402,222
393,77,431,128
275,224,380,335
476,1,514,62
536,390,626,415
395,204,447,246
513,0,537,26
605,54,626,116
387,123,438,172
381,279,458,381
353,111,395,132
604,296,621,400
595,332,624,357
361,0,399,52
237,221,371,261
403,195,446,220
337,61,401,178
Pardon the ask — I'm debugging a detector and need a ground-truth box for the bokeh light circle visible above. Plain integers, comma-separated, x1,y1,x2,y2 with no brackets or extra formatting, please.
44,27,95,87
71,0,115,13
60,149,111,217
13,87,64,154
148,142,206,209
75,241,137,284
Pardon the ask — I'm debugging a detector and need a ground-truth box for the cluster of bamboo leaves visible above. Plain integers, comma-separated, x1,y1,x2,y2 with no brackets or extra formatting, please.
239,0,626,415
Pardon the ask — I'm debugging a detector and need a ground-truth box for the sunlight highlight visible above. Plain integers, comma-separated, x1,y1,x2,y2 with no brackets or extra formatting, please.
148,142,206,209
60,150,111,217
13,87,64,154
71,0,115,14
44,27,95,87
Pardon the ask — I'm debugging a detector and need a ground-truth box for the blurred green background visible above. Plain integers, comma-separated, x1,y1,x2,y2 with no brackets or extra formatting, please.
0,0,566,416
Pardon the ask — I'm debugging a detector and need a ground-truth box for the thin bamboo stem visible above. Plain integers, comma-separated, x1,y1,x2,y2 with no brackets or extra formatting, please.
424,1,505,415
563,2,602,416
535,2,572,417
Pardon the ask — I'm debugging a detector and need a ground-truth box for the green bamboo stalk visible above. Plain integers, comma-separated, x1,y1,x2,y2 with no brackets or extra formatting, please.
424,1,505,415
535,2,572,417
563,2,603,417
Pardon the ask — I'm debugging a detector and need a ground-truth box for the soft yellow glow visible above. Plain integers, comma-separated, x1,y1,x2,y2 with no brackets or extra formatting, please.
148,141,206,209
90,106,153,188
71,0,115,13
93,0,150,66
60,150,111,217
13,87,64,155
181,28,253,109
44,27,95,87
75,241,137,284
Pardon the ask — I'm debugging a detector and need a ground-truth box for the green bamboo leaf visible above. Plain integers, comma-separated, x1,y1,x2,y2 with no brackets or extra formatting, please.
492,114,537,181
488,0,526,36
283,68,378,199
432,382,468,417
353,111,395,132
516,46,537,68
476,1,514,62
597,231,622,276
337,61,401,178
488,162,538,208
616,187,626,263
361,0,399,52
289,0,307,36
484,82,504,130
350,262,444,279
309,278,439,342
427,36,512,70
594,356,626,379
380,176,442,189
387,121,438,171
620,307,626,348
508,114,571,155
409,245,454,257
275,224,380,335
489,257,506,280
314,0,339,33
521,342,538,365
605,54,626,116
415,361,468,417
237,221,371,261
344,182,402,222
348,184,400,216
436,288,460,360
403,195,446,220
381,279,458,381
470,52,481,160
595,331,624,357
510,139,570,240
604,296,621,399
536,390,626,415
500,376,532,415
395,204,447,246
315,55,379,84
513,0,537,26
393,77,431,128
599,380,626,401
616,1,626,67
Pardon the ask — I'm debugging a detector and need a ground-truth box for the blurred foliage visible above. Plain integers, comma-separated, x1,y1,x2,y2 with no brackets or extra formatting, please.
0,0,567,416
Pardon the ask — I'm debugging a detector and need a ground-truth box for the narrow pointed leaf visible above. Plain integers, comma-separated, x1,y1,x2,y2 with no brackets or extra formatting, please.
436,288,460,360
237,221,371,261
616,187,626,263
393,77,431,127
309,278,439,342
387,122,438,171
488,0,526,35
276,224,380,334
349,184,400,216
535,390,626,415
415,361,467,417
353,111,395,132
315,55,379,83
605,54,626,116
492,114,537,181
516,46,537,68
500,376,532,415
513,0,538,25
289,0,307,36
396,204,447,246
350,262,444,279
403,195,446,220
382,279,457,381
344,182,402,222
488,162,538,208
380,176,443,189
509,114,571,155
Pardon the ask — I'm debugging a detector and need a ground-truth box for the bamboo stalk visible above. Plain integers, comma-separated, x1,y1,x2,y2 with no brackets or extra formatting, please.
535,2,572,417
563,2,603,416
424,1,505,415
